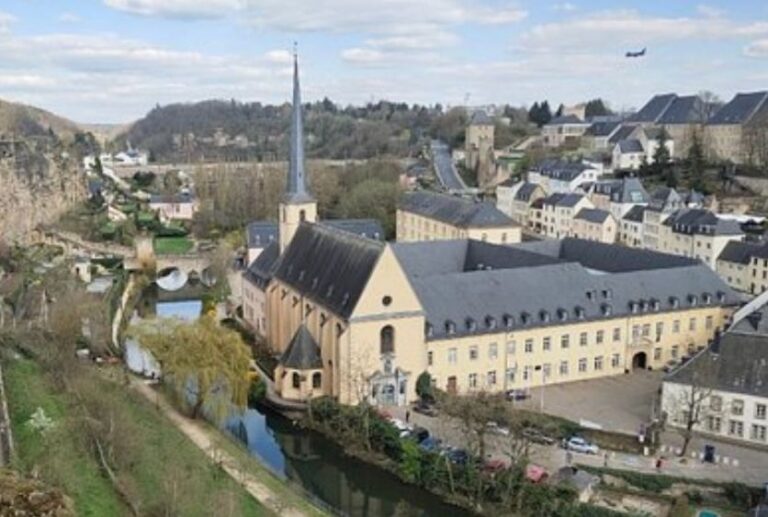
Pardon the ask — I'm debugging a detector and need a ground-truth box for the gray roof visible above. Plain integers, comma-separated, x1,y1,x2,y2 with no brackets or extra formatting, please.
664,209,744,237
531,159,594,182
628,93,677,123
150,191,195,204
284,53,314,204
649,187,682,211
708,91,768,125
550,193,585,208
244,241,280,288
584,121,621,137
247,221,279,249
470,110,493,126
608,125,636,145
666,307,768,398
321,219,384,241
400,191,516,228
618,139,644,153
657,95,707,124
274,222,384,319
575,208,611,224
393,237,737,340
622,204,647,223
718,240,768,265
514,182,541,202
591,178,650,204
280,324,323,369
546,114,585,125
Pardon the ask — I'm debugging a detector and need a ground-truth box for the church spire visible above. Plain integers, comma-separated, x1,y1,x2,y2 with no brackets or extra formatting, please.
284,44,313,203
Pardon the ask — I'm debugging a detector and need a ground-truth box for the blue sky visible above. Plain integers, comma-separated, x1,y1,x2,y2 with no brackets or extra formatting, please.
0,0,766,123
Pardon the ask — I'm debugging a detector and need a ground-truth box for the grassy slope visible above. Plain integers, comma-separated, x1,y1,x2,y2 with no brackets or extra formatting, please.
5,358,267,516
154,236,193,255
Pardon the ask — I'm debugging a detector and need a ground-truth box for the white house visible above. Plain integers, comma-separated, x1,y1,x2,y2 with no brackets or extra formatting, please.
149,191,199,221
527,159,603,194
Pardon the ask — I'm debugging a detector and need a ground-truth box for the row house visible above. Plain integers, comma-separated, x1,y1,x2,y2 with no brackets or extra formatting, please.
542,115,591,148
706,91,768,166
496,180,546,229
572,208,618,244
716,240,768,294
527,159,604,193
534,193,593,239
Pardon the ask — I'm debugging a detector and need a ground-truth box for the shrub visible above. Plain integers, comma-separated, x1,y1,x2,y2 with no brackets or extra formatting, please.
723,481,761,508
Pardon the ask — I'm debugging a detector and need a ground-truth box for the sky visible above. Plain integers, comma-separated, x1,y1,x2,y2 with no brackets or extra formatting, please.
0,0,767,123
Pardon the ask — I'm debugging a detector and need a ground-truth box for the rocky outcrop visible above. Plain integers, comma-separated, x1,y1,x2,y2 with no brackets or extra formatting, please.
0,137,85,244
0,469,74,516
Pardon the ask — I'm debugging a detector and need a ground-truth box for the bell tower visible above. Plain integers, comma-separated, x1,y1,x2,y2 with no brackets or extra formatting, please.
279,46,317,254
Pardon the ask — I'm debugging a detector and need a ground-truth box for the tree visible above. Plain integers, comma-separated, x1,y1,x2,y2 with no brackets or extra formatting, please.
584,99,613,118
415,371,434,403
539,101,552,126
687,131,706,191
528,102,541,126
555,104,564,118
130,315,251,421
651,127,671,176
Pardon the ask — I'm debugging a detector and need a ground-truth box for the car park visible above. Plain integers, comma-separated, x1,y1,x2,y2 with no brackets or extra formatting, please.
564,436,599,454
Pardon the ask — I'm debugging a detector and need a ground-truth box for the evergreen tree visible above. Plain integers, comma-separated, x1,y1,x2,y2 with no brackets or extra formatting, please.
555,104,564,118
688,131,706,191
584,98,612,118
651,127,671,176
528,102,541,125
540,101,553,126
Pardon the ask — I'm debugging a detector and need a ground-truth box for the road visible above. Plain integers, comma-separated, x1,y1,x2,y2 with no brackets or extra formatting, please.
430,140,467,191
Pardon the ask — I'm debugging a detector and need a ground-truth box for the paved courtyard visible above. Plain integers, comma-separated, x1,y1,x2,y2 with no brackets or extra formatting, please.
515,370,664,435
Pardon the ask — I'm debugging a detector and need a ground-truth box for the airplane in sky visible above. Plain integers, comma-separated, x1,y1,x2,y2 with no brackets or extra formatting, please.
625,48,647,58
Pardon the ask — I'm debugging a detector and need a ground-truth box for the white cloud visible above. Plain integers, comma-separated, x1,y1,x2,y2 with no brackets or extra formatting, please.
553,2,576,12
0,11,17,33
745,38,768,57
103,0,245,19
263,49,292,64
59,12,81,23
696,4,725,18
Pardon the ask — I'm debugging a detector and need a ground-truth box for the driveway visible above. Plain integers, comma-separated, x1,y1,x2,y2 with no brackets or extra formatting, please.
514,371,664,436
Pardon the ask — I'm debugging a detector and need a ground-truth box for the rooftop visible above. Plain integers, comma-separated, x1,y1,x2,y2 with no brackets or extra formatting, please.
469,110,493,126
280,324,323,370
591,177,650,204
622,204,647,223
664,208,743,237
400,191,516,229
718,240,768,265
708,91,768,125
617,139,644,153
628,93,677,123
546,114,586,125
575,208,612,224
584,121,621,137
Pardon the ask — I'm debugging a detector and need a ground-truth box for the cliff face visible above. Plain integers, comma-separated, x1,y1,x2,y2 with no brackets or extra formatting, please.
0,137,85,243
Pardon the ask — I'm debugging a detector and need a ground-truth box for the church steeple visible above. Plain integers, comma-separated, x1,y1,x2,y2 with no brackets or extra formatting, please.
284,46,313,204
279,45,317,254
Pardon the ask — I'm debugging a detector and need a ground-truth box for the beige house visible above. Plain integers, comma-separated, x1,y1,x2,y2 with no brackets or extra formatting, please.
588,177,649,221
495,180,545,229
620,205,646,248
541,115,590,148
716,240,768,294
149,192,199,221
627,93,708,158
662,303,768,447
397,191,521,244
572,208,617,244
537,193,593,239
706,91,768,165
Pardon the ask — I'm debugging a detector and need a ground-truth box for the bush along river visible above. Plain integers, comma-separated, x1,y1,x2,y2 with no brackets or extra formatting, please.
226,404,471,517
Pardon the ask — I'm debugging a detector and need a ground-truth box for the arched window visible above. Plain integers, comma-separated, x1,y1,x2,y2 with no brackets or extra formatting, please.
312,372,322,389
299,209,306,222
292,372,300,389
380,325,395,355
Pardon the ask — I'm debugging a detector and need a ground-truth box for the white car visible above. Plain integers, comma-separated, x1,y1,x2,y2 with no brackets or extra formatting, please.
389,418,412,437
565,436,599,455
486,421,510,436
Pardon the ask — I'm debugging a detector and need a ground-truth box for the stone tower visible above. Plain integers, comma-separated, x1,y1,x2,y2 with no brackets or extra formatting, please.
279,49,317,254
465,111,496,187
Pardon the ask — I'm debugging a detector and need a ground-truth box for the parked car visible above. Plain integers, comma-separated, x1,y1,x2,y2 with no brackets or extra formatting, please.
445,447,470,465
522,428,556,446
413,401,438,417
486,421,510,436
419,436,443,453
505,389,530,401
405,426,430,444
564,436,599,455
482,458,507,475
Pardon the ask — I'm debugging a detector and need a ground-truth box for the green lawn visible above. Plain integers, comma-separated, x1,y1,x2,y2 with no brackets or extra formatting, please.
4,358,268,516
154,236,193,255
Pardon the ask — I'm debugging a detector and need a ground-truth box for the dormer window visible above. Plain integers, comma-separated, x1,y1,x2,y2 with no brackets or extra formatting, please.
425,322,434,337
485,316,497,329
601,303,612,316
520,312,531,325
630,301,639,313
640,300,649,312
688,294,698,307
341,292,350,307
502,313,515,329
702,292,712,305
557,308,569,322
650,299,660,311
326,285,334,298
574,306,586,319
539,310,550,323
466,318,477,332
716,291,726,303
298,270,306,282
669,296,679,309
601,289,612,300
445,320,456,335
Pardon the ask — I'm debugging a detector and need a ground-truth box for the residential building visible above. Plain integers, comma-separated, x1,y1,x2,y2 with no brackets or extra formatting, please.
542,115,591,148
539,193,593,239
572,208,617,244
662,303,768,448
612,138,646,170
620,205,646,248
398,191,521,244
496,180,545,228
148,191,199,221
717,240,768,294
706,91,768,165
612,126,675,171
589,177,650,220
527,159,604,193
628,93,709,158
583,121,622,151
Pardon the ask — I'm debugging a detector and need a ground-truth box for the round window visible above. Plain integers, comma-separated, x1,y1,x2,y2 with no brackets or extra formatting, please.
382,295,393,306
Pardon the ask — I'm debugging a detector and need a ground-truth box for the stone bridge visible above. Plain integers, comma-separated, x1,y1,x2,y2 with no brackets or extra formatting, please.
34,228,133,257
124,253,211,275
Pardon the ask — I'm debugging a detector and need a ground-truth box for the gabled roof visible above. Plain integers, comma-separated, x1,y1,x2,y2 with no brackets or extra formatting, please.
708,91,768,125
244,241,280,288
618,139,644,153
280,324,323,369
575,208,611,224
470,110,493,126
321,219,384,241
718,240,768,265
247,221,279,249
274,223,384,319
657,95,706,124
400,191,516,228
664,209,744,236
584,121,621,137
514,182,542,202
546,114,585,125
608,125,636,145
628,93,677,123
622,204,647,223
530,159,596,182
649,186,682,211
592,177,650,204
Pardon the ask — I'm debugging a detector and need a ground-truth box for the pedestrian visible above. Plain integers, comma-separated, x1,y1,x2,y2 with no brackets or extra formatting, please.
603,452,609,468
655,457,662,471
405,410,410,423
565,450,573,466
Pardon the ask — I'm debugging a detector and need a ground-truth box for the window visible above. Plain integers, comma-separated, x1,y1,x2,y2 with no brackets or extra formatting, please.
728,420,744,437
642,324,651,337
594,356,604,371
382,295,393,306
613,327,621,342
299,209,306,222
506,368,516,383
487,371,497,386
596,330,604,345
756,404,767,420
732,399,744,416
561,334,570,349
448,348,457,364
707,416,722,433
292,372,301,389
380,325,395,355
689,318,696,332
751,424,767,442
579,332,588,346
578,358,587,373
469,373,478,388
653,347,661,361
507,341,516,354
705,315,713,330
523,366,531,382
632,325,640,339
525,339,534,353
427,351,433,366
542,363,551,378
469,346,479,361
312,372,322,389
671,345,679,359
710,395,722,412
673,320,680,333
655,322,663,340
611,353,620,368
559,361,569,376
543,337,551,351
489,343,498,360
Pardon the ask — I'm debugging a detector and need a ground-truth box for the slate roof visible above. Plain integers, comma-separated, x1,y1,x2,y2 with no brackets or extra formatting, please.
530,159,595,182
618,139,644,153
546,115,585,125
718,240,768,265
708,91,768,125
591,178,650,204
608,125,636,145
400,191,516,228
244,241,281,288
321,219,384,241
664,209,744,236
657,95,706,124
628,93,677,123
470,110,493,126
514,182,541,202
149,192,195,204
247,221,279,249
584,121,621,137
274,223,384,319
622,204,647,223
649,187,681,210
284,53,314,204
575,208,611,224
666,308,768,398
555,193,586,208
280,324,323,369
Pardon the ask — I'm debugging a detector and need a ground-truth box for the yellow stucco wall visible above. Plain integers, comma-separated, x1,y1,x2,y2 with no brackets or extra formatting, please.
396,209,521,244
